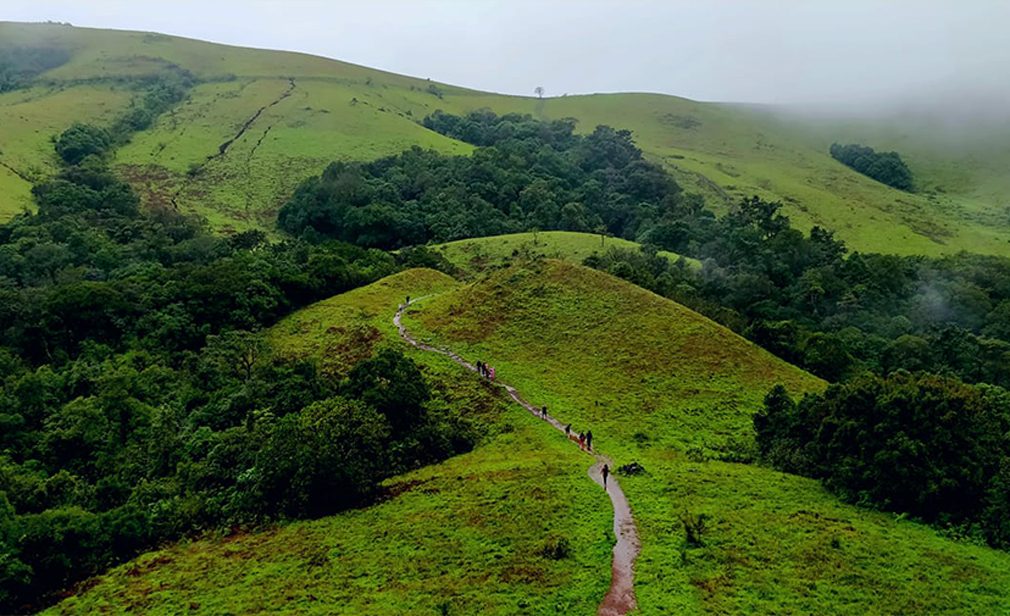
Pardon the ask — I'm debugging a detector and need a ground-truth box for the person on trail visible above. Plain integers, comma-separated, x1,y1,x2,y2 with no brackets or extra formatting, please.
406,295,410,305
565,424,571,437
541,405,548,419
578,432,585,450
586,430,593,451
602,463,610,489
476,361,484,377
489,366,496,382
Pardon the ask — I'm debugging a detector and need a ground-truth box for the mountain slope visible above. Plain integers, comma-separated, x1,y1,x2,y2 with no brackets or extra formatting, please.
3,22,1010,254
45,261,1010,613
403,260,1010,613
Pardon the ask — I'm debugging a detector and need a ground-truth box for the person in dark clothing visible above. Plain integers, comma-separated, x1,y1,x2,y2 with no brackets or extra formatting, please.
586,430,593,451
541,405,548,419
405,295,410,305
476,361,484,377
565,424,571,437
602,464,610,488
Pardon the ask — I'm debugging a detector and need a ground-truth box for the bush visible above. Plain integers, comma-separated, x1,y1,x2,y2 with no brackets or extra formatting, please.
54,124,112,165
829,143,914,191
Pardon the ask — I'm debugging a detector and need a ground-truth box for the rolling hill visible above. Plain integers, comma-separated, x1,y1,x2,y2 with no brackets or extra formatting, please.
431,231,700,276
3,21,1010,255
48,261,1010,614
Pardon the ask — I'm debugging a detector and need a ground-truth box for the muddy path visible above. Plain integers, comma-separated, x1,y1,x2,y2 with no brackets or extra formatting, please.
394,301,641,615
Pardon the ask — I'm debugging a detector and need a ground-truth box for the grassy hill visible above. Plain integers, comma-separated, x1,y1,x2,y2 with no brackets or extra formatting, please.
3,22,1010,254
50,261,1010,613
403,260,1010,613
432,231,700,276
48,268,613,615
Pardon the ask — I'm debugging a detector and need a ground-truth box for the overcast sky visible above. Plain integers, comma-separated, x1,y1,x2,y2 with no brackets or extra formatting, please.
4,0,1010,105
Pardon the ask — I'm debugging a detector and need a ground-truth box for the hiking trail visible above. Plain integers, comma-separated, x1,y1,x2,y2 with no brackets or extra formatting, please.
394,300,641,616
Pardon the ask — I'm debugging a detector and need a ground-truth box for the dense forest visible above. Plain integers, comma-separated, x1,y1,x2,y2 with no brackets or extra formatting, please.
0,125,470,610
756,374,1010,548
278,109,686,248
829,142,914,191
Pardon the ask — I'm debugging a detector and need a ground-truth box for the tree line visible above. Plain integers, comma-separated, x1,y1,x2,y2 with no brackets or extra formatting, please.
756,374,1010,548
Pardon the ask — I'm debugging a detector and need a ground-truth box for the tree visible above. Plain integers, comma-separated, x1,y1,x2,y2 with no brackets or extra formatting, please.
342,348,430,431
54,124,112,166
254,397,390,516
534,86,544,99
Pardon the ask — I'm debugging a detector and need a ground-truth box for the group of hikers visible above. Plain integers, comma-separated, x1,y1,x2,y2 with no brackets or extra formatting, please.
475,361,496,382
474,362,610,488
561,418,593,451
402,297,611,489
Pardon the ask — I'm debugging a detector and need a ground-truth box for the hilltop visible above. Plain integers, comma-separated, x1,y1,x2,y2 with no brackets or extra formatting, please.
49,261,1010,614
431,231,700,276
3,22,1010,254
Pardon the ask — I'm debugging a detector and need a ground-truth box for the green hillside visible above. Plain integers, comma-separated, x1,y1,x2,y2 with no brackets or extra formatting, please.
51,262,1010,614
47,420,612,616
3,22,1010,254
47,267,612,615
432,231,700,276
403,261,1010,613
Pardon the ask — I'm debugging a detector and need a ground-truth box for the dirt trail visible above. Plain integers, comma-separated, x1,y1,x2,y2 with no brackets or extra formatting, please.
394,301,641,616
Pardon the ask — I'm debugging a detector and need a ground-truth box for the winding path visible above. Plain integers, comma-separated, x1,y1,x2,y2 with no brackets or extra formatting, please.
394,301,641,616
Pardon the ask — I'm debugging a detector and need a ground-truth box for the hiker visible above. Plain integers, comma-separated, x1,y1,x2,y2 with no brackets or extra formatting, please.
564,424,571,437
476,361,484,377
578,432,585,450
586,430,593,451
405,295,410,305
541,405,548,419
489,366,496,382
602,463,610,489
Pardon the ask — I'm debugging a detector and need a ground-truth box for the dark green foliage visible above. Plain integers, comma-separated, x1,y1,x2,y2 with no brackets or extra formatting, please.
110,71,194,136
254,397,389,517
278,110,683,248
0,138,477,612
680,511,707,548
585,197,1010,387
343,348,430,432
54,124,113,166
0,46,70,92
830,143,914,191
755,374,1010,548
537,535,572,560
